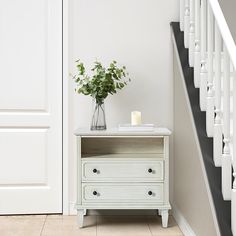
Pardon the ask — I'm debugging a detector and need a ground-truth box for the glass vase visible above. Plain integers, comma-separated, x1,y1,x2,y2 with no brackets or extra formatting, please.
90,99,106,130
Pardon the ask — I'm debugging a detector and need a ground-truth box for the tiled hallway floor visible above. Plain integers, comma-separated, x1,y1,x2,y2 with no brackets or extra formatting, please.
0,215,183,236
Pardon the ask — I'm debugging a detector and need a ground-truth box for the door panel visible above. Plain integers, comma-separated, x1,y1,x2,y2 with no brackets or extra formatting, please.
0,0,62,214
0,0,48,111
0,128,47,185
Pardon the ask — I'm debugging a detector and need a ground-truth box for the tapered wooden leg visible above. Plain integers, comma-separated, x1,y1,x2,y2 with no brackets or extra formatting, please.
77,209,84,228
160,209,169,228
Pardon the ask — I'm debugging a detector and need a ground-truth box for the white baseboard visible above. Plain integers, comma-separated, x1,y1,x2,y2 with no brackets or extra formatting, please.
172,203,196,236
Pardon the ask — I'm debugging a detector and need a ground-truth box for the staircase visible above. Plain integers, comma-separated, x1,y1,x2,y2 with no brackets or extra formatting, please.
171,0,236,235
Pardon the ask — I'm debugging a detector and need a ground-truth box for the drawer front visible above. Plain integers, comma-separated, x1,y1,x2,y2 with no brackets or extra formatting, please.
82,160,164,182
82,183,164,203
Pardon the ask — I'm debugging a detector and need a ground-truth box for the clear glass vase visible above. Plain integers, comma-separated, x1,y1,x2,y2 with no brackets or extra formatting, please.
90,99,106,130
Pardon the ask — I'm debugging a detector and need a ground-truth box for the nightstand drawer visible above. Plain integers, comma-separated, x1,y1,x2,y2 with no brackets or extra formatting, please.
82,183,164,203
82,159,164,182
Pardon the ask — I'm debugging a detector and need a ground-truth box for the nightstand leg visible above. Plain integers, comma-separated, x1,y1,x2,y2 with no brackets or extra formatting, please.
77,209,84,228
158,209,161,216
83,209,87,216
160,209,169,228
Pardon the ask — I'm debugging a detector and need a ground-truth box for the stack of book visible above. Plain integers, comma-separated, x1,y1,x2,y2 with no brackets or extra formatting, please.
118,124,155,132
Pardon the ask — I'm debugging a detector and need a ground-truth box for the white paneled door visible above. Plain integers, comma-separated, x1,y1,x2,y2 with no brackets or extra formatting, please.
0,0,62,214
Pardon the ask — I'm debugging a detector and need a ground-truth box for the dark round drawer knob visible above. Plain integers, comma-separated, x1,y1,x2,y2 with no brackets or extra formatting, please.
148,191,153,196
93,169,98,173
148,168,153,173
93,191,97,196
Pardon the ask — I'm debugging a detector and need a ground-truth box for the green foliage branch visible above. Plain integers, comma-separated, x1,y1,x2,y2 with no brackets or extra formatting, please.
73,60,131,105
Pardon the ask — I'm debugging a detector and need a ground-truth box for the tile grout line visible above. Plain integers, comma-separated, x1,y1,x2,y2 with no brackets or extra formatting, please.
96,215,98,236
40,215,47,236
146,215,154,236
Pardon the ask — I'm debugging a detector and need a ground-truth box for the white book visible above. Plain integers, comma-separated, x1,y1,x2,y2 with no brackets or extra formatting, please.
118,124,155,132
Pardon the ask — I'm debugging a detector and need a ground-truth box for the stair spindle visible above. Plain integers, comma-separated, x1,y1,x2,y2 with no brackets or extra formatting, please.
180,0,184,31
206,2,214,137
222,44,232,200
194,0,200,87
200,0,207,111
189,0,195,67
184,0,190,48
213,23,223,167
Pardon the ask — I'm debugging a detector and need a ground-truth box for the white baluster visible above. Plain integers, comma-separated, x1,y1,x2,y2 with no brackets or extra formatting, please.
206,3,214,137
200,0,207,111
180,0,184,31
184,0,190,48
194,0,200,87
222,44,232,200
213,23,222,167
189,0,195,67
232,68,236,236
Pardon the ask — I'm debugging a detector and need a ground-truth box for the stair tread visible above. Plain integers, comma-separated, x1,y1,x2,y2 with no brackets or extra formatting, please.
171,22,232,236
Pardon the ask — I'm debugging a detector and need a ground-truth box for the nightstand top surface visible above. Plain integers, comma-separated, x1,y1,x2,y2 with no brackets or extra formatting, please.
74,127,171,136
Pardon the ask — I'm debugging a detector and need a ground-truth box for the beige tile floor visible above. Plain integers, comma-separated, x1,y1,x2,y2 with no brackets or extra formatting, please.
0,214,183,236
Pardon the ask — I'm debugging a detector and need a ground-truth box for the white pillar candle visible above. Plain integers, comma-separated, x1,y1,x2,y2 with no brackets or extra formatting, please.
131,111,142,125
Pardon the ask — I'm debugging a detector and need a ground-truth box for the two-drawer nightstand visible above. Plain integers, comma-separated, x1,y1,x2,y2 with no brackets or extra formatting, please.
74,128,171,228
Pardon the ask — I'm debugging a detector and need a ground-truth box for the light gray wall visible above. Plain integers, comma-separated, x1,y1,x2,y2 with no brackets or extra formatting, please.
173,49,217,236
218,0,236,43
68,0,179,212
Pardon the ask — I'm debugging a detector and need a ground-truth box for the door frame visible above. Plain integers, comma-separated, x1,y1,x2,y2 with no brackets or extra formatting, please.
62,0,69,215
